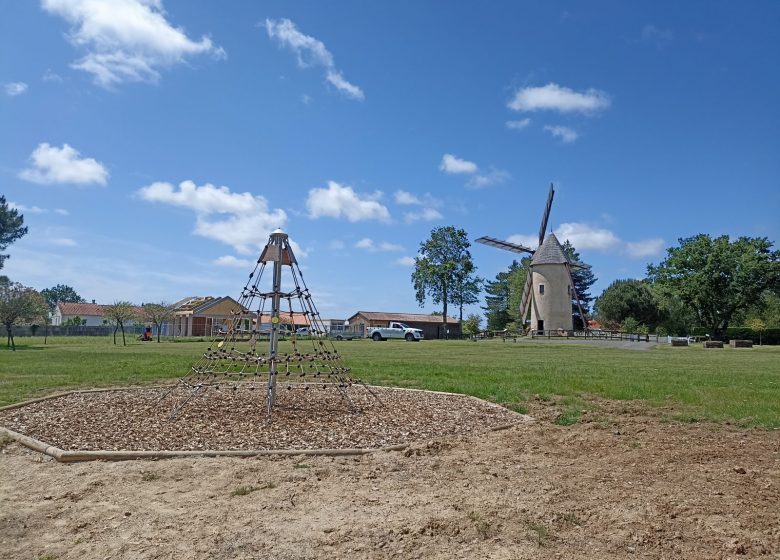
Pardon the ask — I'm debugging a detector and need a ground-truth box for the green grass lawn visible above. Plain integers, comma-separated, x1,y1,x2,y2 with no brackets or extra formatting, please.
2,336,779,427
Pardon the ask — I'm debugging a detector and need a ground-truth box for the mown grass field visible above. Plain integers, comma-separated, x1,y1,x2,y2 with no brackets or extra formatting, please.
2,336,779,427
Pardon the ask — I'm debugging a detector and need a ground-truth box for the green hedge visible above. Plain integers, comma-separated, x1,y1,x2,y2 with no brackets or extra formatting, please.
690,327,780,345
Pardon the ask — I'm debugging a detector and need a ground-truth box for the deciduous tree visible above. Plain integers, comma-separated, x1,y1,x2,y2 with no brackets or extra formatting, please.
104,301,138,346
647,235,780,339
0,279,44,350
594,279,663,330
142,302,175,342
412,227,475,339
41,284,85,312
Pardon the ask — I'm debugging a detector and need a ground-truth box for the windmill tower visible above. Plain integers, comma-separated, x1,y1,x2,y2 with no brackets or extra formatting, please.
476,184,589,334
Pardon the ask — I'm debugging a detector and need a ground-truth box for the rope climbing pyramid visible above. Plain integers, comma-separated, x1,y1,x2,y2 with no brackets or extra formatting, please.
165,229,375,418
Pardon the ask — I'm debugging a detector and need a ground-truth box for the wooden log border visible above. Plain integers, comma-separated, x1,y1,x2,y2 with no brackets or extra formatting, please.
0,385,530,463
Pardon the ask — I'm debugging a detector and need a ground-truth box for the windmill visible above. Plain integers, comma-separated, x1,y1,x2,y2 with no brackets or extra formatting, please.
476,184,589,334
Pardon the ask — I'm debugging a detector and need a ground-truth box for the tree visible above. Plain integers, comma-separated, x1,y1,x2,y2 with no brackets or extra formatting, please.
745,318,767,346
462,313,482,337
141,302,175,342
451,266,482,322
41,284,85,312
0,280,44,350
562,241,596,330
412,226,475,339
594,279,663,330
0,195,28,270
482,260,523,331
647,235,780,339
104,301,138,346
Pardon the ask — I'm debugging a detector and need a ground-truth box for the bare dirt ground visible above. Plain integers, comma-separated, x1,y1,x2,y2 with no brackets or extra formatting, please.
1,399,778,560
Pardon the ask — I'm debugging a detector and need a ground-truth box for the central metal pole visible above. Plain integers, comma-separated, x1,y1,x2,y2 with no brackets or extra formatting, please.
266,235,284,418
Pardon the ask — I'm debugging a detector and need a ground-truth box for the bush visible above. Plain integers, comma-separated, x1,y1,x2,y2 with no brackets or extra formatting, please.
691,326,780,345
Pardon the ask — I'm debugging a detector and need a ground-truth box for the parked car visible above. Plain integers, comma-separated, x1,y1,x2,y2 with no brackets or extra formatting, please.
367,322,424,342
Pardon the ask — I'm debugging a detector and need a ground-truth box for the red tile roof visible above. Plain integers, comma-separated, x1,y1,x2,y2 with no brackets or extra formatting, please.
57,302,106,316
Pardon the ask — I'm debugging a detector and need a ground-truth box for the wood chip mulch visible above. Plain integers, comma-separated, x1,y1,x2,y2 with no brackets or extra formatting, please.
0,386,523,451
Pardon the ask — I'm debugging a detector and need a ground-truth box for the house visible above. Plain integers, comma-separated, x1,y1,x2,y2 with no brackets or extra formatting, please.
52,301,107,326
171,296,249,337
52,301,145,326
346,311,461,339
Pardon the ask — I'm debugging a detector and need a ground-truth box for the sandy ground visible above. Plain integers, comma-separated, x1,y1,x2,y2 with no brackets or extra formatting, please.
1,399,778,560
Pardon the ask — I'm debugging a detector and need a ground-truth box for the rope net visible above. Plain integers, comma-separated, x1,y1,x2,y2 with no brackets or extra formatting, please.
164,230,375,418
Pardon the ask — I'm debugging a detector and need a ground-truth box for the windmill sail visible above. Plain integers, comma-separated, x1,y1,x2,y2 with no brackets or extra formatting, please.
538,183,555,247
517,273,533,326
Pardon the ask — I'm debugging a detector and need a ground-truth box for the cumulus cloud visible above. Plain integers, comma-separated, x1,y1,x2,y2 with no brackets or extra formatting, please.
4,82,28,96
354,238,403,252
306,181,390,222
137,180,287,254
467,169,510,189
544,125,578,143
213,255,254,268
439,154,478,174
265,18,364,100
42,0,224,88
19,143,108,186
395,256,416,267
555,222,621,250
7,202,46,214
440,154,509,189
505,118,531,130
508,83,610,114
404,208,443,223
507,234,539,249
625,238,665,259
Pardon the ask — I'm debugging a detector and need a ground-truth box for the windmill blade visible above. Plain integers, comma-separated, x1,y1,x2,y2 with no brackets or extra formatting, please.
538,183,555,247
565,262,589,330
475,236,534,255
517,272,533,326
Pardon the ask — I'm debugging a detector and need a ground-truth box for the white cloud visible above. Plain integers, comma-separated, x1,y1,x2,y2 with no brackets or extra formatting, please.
265,18,364,100
508,83,610,114
625,238,665,259
43,69,64,82
137,180,287,254
394,190,421,205
395,256,416,267
19,143,108,186
544,125,578,143
355,238,403,252
42,0,224,88
505,118,531,130
555,223,620,251
4,82,28,96
467,169,510,189
439,154,478,174
507,234,539,249
328,240,345,250
7,202,46,214
214,255,254,268
55,208,70,215
51,237,77,247
404,208,443,223
306,181,390,222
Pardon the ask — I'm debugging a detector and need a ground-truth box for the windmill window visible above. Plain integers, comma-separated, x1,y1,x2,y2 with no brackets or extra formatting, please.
539,284,545,295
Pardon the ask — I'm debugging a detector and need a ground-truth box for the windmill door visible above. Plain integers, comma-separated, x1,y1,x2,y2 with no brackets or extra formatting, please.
537,320,544,334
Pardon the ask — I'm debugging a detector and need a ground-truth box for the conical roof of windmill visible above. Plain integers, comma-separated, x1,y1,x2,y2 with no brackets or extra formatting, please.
531,232,569,265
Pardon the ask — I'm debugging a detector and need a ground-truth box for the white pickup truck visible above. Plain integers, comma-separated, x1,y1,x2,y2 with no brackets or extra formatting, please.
368,322,424,342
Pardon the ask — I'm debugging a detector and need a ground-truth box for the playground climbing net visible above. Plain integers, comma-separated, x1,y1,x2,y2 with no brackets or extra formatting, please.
163,229,378,419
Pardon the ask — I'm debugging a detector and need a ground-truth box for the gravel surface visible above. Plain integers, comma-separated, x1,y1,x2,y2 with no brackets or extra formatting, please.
0,387,522,451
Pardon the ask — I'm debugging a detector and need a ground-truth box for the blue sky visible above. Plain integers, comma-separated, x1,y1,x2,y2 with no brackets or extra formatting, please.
2,1,778,321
